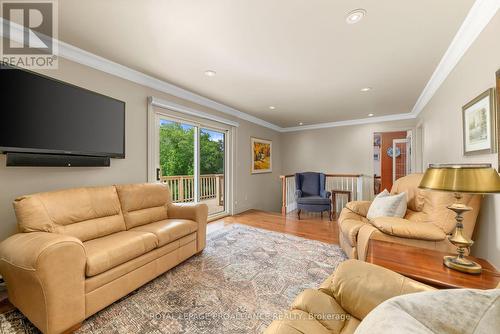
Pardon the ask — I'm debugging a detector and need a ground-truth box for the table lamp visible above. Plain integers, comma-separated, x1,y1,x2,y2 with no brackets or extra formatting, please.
419,163,500,274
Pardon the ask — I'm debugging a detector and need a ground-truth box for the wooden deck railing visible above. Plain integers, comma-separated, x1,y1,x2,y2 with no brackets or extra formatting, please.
280,173,369,215
160,174,224,205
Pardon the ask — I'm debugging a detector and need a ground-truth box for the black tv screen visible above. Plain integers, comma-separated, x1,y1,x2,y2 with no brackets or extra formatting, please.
0,65,125,158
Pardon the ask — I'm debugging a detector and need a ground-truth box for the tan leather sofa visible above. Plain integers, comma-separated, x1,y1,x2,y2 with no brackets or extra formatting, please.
0,183,208,334
338,174,481,261
264,259,434,334
265,260,500,334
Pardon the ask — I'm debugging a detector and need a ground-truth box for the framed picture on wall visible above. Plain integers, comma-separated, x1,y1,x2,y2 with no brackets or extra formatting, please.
462,88,497,155
251,137,272,174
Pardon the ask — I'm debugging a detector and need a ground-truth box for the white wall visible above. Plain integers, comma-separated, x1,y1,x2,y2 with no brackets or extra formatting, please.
418,12,500,268
281,120,416,177
0,58,282,241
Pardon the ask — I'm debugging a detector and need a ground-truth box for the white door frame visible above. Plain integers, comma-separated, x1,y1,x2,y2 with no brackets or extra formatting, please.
147,97,235,217
392,138,411,183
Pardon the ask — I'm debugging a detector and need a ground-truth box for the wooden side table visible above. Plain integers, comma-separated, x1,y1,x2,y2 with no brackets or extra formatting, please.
366,239,500,289
331,189,352,218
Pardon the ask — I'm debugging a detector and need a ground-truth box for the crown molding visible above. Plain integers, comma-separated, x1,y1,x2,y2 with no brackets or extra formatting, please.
281,113,417,133
57,41,283,132
2,0,496,133
410,0,499,117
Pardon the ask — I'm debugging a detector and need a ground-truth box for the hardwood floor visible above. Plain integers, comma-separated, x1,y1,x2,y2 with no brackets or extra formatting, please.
208,209,339,244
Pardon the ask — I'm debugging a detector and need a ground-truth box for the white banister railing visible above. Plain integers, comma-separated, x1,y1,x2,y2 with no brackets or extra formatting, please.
280,174,371,215
160,174,224,204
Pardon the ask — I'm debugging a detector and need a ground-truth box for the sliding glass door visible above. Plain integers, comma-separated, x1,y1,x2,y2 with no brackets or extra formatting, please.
199,128,225,215
158,119,196,204
155,115,227,216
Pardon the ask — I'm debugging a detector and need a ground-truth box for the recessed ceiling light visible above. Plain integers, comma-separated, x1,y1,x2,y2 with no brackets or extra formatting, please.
360,87,372,92
368,113,374,117
299,122,304,126
346,9,366,24
204,70,216,77
269,106,276,110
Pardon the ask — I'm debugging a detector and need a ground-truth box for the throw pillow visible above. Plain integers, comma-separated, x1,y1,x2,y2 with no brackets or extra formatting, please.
367,191,407,220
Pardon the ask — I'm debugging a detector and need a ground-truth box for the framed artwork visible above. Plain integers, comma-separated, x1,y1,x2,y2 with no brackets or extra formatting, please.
251,137,272,174
462,88,497,155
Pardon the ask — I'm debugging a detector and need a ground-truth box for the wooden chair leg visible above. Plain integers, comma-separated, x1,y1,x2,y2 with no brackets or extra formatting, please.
297,209,301,220
329,210,333,221
321,211,323,218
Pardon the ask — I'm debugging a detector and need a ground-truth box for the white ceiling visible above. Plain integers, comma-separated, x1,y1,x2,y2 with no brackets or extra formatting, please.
58,0,474,127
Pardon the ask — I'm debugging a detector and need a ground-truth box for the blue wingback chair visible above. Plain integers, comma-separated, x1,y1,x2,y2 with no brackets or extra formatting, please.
295,172,332,220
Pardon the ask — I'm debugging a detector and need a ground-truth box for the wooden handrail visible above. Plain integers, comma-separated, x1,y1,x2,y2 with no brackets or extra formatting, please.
162,174,223,180
280,173,364,179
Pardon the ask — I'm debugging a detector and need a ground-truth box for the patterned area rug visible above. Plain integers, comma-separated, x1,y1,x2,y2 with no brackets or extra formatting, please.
0,224,347,334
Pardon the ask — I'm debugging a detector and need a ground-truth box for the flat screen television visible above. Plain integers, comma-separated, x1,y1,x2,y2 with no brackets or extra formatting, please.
0,64,125,158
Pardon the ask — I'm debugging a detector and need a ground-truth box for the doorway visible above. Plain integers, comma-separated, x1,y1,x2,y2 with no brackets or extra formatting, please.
373,131,412,194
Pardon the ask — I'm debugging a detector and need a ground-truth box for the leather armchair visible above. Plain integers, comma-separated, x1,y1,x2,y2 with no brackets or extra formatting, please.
338,174,481,260
295,172,332,220
264,259,434,334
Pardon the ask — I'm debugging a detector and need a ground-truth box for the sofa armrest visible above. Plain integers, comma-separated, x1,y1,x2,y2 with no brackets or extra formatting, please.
370,217,447,241
320,259,434,320
346,201,372,217
321,190,331,199
0,232,86,334
167,203,208,252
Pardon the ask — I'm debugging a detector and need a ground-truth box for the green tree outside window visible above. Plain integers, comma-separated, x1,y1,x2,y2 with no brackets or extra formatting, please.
159,121,224,176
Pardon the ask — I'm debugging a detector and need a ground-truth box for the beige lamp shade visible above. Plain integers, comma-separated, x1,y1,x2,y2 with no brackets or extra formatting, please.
419,163,500,194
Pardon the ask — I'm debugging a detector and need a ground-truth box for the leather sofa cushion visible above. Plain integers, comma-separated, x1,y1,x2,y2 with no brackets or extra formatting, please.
422,191,479,236
403,209,426,222
390,174,425,212
130,219,198,247
297,196,331,205
115,183,171,229
84,231,158,277
345,201,372,217
328,260,434,320
14,186,126,242
85,233,196,293
264,310,332,334
291,289,348,333
389,174,481,237
370,217,446,241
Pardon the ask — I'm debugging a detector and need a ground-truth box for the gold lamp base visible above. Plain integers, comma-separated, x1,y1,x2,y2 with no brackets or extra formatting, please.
443,255,482,274
443,194,482,275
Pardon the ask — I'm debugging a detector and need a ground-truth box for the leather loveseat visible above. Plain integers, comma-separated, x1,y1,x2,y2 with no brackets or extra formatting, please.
0,183,208,334
264,259,434,333
338,174,481,261
265,260,499,334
